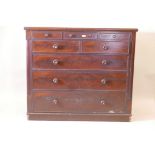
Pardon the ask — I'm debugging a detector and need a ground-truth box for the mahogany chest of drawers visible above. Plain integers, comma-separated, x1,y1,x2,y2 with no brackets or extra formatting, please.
25,27,138,121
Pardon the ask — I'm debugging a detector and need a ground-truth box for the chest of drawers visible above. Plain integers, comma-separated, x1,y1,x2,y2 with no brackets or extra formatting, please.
25,27,138,121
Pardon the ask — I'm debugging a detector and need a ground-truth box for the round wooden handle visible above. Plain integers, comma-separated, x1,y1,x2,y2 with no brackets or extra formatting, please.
68,34,73,37
102,60,107,65
52,59,59,65
52,99,58,104
52,78,58,84
101,79,106,85
103,46,109,50
100,100,105,105
52,44,59,49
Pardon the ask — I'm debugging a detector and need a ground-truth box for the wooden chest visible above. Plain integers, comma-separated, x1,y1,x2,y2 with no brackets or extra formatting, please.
25,27,138,121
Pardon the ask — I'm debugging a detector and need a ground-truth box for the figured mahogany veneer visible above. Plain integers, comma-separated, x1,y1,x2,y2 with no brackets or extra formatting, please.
25,27,138,121
32,71,127,90
32,31,62,39
82,41,129,53
32,40,80,53
32,91,125,113
32,54,128,70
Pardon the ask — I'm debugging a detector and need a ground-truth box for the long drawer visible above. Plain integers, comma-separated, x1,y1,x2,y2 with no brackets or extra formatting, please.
32,70,127,90
32,54,128,70
32,91,126,113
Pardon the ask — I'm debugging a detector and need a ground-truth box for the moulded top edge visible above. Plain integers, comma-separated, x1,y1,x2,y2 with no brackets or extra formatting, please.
24,27,138,32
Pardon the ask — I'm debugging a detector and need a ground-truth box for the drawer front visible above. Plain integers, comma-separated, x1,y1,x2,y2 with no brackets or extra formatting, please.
64,32,97,39
32,91,126,113
32,41,80,53
33,54,128,70
83,41,129,53
32,71,127,90
98,32,130,41
31,31,62,39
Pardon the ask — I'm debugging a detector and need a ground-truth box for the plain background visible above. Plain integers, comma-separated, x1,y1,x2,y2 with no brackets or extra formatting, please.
0,0,155,155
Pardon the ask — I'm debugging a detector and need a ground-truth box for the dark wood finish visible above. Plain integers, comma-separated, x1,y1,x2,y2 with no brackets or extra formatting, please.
98,32,130,41
32,54,128,70
24,27,138,31
32,71,127,90
63,32,97,39
25,27,138,121
32,91,125,113
31,31,62,39
82,41,129,53
28,113,131,121
32,40,80,53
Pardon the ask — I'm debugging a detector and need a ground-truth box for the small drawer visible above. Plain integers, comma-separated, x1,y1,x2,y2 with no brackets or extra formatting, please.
83,41,129,53
31,31,62,39
32,70,127,90
32,91,126,113
32,54,128,70
32,41,80,53
64,32,97,39
98,32,130,41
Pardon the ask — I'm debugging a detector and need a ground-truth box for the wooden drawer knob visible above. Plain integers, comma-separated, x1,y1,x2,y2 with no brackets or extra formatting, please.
52,99,58,104
49,59,59,65
100,99,105,105
44,33,49,37
52,44,59,49
112,34,116,38
45,97,58,104
68,34,73,37
101,79,106,85
101,60,107,65
103,46,109,50
52,59,59,65
52,78,58,84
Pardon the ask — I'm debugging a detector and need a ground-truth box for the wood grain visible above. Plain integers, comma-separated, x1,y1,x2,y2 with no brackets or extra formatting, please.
32,70,127,90
32,54,128,70
32,40,80,53
32,91,126,113
25,27,138,121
